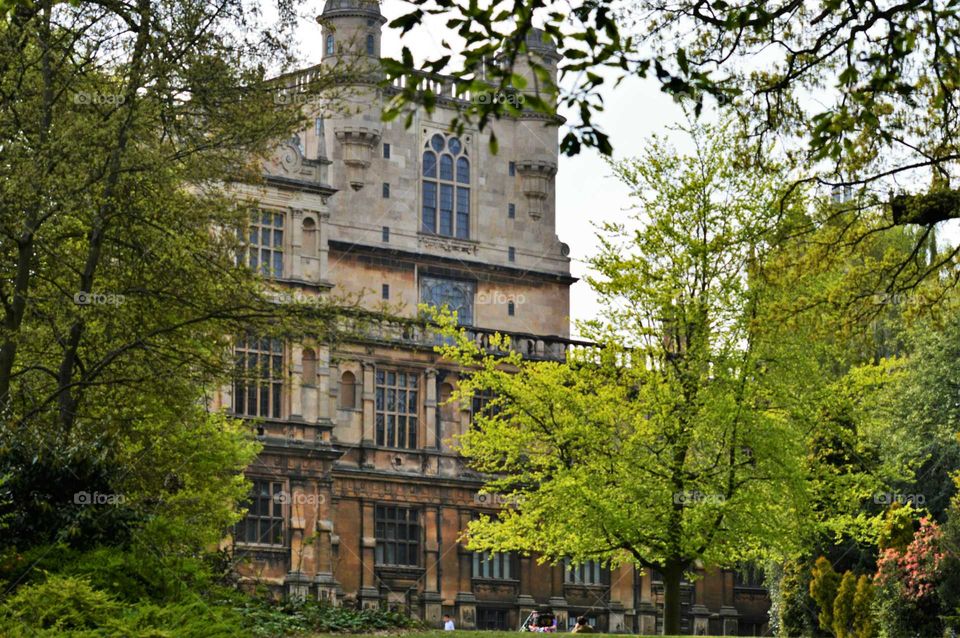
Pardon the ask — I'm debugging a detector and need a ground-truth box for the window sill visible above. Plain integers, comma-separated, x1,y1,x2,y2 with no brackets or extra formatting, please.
372,444,421,452
564,583,610,589
234,543,288,552
375,564,425,575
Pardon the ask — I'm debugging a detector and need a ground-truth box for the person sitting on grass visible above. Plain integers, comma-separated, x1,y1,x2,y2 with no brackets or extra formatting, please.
571,616,594,633
444,614,455,631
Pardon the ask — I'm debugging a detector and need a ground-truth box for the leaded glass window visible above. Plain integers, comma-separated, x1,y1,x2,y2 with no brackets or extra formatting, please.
422,134,470,238
234,335,284,419
235,479,285,546
375,369,419,448
240,210,284,278
420,276,475,325
375,505,420,566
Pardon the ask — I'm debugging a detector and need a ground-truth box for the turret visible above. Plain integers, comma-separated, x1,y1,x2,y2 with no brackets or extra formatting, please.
508,28,560,104
317,0,386,66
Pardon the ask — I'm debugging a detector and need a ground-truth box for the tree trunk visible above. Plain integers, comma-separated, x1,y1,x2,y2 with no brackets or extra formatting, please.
662,562,683,635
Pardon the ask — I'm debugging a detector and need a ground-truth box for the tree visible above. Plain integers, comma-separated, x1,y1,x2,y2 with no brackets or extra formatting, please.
811,556,842,634
852,575,876,638
833,570,857,638
386,1,960,309
431,119,812,634
0,0,372,429
387,1,960,187
0,0,367,573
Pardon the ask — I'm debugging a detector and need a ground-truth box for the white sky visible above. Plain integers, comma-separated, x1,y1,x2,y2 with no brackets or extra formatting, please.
289,0,958,339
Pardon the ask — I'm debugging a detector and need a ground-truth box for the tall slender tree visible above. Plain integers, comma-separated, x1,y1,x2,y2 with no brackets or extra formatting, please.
433,120,815,634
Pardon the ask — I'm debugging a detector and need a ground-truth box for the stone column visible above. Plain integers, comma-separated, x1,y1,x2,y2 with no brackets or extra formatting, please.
315,478,339,604
455,509,476,629
316,345,332,443
290,208,303,280
691,571,710,636
361,362,376,452
636,571,657,635
422,505,442,626
516,553,537,630
359,500,380,608
286,480,313,600
290,343,304,423
424,368,438,449
719,606,739,636
286,571,312,601
317,211,330,283
549,563,568,629
719,572,739,636
607,563,633,633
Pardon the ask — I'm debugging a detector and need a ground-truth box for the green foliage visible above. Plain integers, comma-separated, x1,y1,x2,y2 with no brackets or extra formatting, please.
769,558,819,637
833,571,857,638
0,573,250,637
0,574,121,633
810,556,841,633
877,504,916,553
873,518,947,637
430,119,814,635
224,593,423,636
0,567,422,637
852,575,875,638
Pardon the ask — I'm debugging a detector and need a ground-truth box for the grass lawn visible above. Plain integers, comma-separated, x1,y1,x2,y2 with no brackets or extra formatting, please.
308,632,717,638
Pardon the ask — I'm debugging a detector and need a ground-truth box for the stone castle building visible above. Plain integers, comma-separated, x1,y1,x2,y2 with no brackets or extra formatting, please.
219,1,771,634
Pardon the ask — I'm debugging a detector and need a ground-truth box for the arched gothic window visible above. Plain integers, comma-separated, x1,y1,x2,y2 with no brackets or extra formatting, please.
422,134,469,239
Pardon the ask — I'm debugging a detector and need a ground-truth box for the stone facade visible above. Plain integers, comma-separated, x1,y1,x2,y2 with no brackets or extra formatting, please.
221,1,770,634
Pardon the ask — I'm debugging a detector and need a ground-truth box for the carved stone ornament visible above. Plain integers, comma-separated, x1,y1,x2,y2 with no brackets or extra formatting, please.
334,127,381,190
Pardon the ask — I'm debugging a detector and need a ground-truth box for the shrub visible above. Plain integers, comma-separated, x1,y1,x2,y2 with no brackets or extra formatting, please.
223,594,424,636
873,518,946,637
833,571,857,638
0,573,248,638
811,556,841,633
0,574,119,632
852,575,875,638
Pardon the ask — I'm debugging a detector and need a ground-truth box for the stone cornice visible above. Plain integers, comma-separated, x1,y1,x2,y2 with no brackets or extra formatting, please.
327,239,577,285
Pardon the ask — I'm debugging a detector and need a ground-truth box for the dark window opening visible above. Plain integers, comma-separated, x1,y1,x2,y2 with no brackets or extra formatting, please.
235,479,285,546
375,505,420,566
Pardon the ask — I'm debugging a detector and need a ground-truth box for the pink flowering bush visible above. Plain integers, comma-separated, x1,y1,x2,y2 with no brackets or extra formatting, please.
875,518,945,600
873,518,948,636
